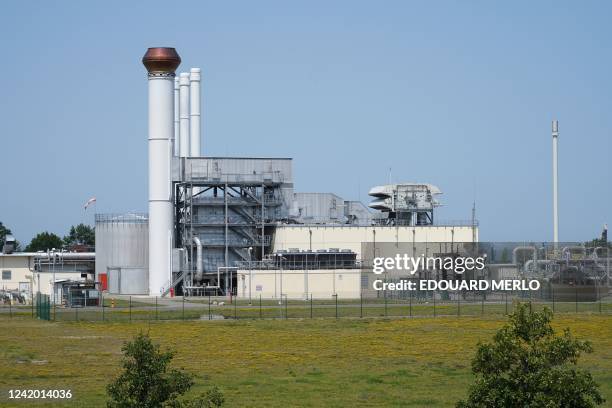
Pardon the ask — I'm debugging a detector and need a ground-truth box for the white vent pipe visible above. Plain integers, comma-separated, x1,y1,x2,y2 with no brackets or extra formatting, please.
189,68,201,157
179,72,190,158
552,120,559,248
193,236,203,281
173,77,180,156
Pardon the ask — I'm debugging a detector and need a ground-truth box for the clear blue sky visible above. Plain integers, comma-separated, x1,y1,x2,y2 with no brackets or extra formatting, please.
1,1,610,244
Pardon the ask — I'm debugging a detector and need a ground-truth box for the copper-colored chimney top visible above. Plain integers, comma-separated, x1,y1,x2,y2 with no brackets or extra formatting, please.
142,47,181,74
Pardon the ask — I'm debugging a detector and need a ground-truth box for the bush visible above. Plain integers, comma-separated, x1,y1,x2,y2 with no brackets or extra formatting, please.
457,302,604,408
107,332,223,408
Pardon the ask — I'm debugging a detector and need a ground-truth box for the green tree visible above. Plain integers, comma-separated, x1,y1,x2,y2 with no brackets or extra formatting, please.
457,303,604,408
107,333,223,408
25,232,63,252
63,223,95,247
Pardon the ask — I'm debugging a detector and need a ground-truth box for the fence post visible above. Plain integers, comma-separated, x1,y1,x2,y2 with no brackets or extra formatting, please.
505,292,508,315
481,292,484,316
285,296,288,320
457,291,460,317
598,283,601,314
551,285,555,313
409,289,412,317
310,293,313,319
102,293,105,322
575,286,578,313
360,292,363,319
129,296,132,323
599,293,602,314
208,294,211,320
384,290,388,317
433,291,436,317
75,303,79,322
9,300,12,318
334,294,338,319
259,294,262,319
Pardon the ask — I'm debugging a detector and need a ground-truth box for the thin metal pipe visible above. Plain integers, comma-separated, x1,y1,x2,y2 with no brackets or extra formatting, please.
552,120,559,248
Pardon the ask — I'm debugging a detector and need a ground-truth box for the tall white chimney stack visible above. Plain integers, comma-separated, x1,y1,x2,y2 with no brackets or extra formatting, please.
189,68,201,157
179,72,191,157
173,77,180,156
142,47,181,296
552,120,559,248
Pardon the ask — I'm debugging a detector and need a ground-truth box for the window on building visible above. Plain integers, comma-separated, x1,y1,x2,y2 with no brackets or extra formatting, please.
2,270,11,280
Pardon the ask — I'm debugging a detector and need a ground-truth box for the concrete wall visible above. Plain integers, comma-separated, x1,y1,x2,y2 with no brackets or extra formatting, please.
237,268,361,299
272,225,477,257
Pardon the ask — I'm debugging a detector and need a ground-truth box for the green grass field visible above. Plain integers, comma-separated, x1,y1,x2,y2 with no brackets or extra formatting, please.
0,314,610,407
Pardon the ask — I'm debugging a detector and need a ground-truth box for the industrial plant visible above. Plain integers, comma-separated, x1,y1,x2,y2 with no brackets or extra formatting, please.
1,48,609,304
88,47,474,299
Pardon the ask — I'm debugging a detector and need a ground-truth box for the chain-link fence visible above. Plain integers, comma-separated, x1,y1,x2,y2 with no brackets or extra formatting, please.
1,289,607,323
35,293,51,321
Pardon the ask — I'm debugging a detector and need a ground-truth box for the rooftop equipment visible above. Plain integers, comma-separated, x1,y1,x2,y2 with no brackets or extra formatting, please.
2,234,16,254
368,183,441,226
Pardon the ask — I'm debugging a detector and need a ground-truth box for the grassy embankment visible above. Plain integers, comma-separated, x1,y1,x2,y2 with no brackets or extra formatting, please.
0,314,610,407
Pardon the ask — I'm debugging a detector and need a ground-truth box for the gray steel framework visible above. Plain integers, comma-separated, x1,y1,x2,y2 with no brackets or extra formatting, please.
172,157,293,295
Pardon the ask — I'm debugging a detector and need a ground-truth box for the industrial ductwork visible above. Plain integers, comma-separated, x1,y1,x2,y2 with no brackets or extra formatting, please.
193,236,203,281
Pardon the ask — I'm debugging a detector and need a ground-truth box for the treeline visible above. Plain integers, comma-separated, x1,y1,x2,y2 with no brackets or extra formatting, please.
0,221,94,252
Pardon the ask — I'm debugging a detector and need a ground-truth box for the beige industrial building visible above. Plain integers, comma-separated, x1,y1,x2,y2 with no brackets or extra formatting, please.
236,225,476,300
0,252,95,303
272,225,476,255
0,254,34,296
237,268,360,300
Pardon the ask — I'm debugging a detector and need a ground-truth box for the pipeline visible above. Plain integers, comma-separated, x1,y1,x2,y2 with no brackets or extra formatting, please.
193,236,203,281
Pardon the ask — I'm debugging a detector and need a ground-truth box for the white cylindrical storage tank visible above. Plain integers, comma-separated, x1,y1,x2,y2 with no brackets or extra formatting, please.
95,214,149,294
179,72,190,158
189,68,201,157
142,47,181,296
174,77,180,156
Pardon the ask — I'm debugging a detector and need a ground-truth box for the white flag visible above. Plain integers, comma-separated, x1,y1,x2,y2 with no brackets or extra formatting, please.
83,197,97,210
